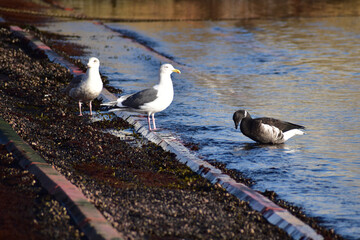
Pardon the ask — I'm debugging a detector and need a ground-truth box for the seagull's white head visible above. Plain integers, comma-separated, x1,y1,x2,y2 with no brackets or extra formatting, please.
87,57,100,69
160,63,181,75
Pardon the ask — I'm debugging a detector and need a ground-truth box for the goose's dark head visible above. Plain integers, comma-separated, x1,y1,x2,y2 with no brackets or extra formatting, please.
233,110,250,129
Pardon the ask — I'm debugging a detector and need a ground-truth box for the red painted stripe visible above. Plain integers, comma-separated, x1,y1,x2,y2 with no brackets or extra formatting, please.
261,206,286,214
10,26,22,31
29,161,49,166
37,45,52,50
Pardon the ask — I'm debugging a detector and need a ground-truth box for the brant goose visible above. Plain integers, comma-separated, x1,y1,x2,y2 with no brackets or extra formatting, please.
233,110,305,144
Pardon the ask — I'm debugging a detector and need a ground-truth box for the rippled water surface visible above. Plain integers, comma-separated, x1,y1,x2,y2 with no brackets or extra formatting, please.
40,15,360,239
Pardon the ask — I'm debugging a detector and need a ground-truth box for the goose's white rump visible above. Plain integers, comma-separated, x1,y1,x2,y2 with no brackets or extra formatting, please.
283,129,305,141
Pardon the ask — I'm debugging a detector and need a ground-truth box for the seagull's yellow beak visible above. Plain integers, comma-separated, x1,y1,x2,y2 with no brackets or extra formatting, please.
172,69,181,74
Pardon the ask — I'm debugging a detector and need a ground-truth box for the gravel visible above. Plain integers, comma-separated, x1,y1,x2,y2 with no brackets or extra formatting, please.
0,145,85,240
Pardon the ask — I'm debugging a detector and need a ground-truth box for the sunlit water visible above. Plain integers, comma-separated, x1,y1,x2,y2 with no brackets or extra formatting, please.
40,16,360,239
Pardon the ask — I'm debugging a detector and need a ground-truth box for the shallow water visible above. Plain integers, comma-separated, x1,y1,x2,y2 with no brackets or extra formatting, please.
40,7,360,240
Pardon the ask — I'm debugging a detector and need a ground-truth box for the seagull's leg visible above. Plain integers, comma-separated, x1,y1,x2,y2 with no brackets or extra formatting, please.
152,113,156,130
89,101,93,115
78,101,83,116
147,114,152,131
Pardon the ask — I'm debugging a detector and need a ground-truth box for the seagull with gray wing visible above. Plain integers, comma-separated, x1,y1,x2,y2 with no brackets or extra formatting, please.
102,63,181,131
64,57,103,116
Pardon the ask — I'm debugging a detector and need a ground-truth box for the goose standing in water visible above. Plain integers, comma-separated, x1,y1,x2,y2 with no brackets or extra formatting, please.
233,110,305,144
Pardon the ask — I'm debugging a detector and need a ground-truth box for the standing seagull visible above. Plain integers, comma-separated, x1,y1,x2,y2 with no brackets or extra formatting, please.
233,110,305,144
101,63,181,131
64,57,103,116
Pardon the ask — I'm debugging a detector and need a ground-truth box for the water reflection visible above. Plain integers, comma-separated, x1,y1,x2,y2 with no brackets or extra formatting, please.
58,0,360,20
234,142,288,151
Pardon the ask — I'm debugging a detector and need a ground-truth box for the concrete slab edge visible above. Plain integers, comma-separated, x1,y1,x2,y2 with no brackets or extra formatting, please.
0,120,124,240
9,25,323,240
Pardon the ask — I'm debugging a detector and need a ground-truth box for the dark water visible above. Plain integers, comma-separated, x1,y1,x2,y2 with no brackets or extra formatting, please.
40,1,360,239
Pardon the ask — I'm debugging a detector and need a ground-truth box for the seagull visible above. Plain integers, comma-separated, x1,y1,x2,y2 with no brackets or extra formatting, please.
101,63,181,131
233,110,305,144
64,57,103,116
